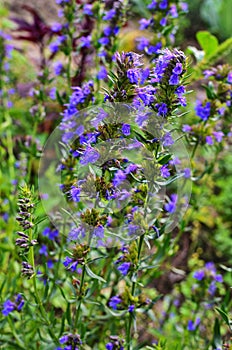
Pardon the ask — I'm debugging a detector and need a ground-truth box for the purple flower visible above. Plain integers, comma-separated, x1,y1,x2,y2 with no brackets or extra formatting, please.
103,26,112,36
213,131,224,142
58,9,64,17
164,194,178,214
183,168,191,178
156,102,168,117
205,262,216,272
49,35,66,53
160,17,167,27
193,270,205,281
122,124,131,136
51,22,62,32
109,296,122,310
136,37,149,51
80,35,91,48
59,335,69,344
215,274,223,283
173,63,183,75
68,225,86,241
93,225,104,239
179,96,187,107
147,42,162,55
208,281,216,296
187,317,200,331
175,85,185,97
2,294,25,316
8,88,15,95
140,68,150,84
160,165,170,178
15,294,24,311
7,100,13,108
137,86,156,106
47,260,54,269
63,256,73,268
127,69,140,84
169,157,180,166
117,262,131,276
56,0,69,4
2,300,15,316
98,37,110,46
182,124,192,132
80,147,100,165
163,132,174,147
83,4,93,16
147,1,157,10
97,66,108,80
169,74,179,85
91,109,108,128
39,244,48,256
169,4,178,18
195,101,211,121
54,61,63,75
206,135,213,145
203,69,214,78
113,170,127,187
75,125,84,137
63,257,78,272
128,305,135,312
106,343,114,350
103,9,116,21
49,87,57,100
159,0,168,9
180,2,188,12
70,186,81,202
139,18,151,30
42,227,59,240
125,163,138,174
227,71,232,84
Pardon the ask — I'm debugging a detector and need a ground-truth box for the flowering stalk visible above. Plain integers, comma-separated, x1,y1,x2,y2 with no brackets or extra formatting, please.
16,186,59,345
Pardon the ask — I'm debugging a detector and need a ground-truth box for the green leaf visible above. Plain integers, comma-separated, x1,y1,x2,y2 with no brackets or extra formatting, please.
105,306,127,317
155,173,183,186
85,265,106,283
215,307,232,330
196,31,219,57
212,318,222,348
219,0,232,39
157,154,172,165
138,264,159,271
202,82,217,99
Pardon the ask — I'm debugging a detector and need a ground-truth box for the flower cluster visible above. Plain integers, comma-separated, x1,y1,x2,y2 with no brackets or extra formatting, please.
137,0,188,55
182,64,232,148
115,242,138,276
16,188,37,251
60,80,94,143
0,31,15,109
193,262,223,285
56,333,82,350
106,335,125,350
63,243,89,273
99,1,126,60
2,294,25,316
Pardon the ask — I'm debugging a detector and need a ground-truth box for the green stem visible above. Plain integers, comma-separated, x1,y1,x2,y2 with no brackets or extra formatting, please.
7,316,25,349
28,226,59,345
191,138,199,160
26,116,38,184
126,234,145,349
74,264,86,330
